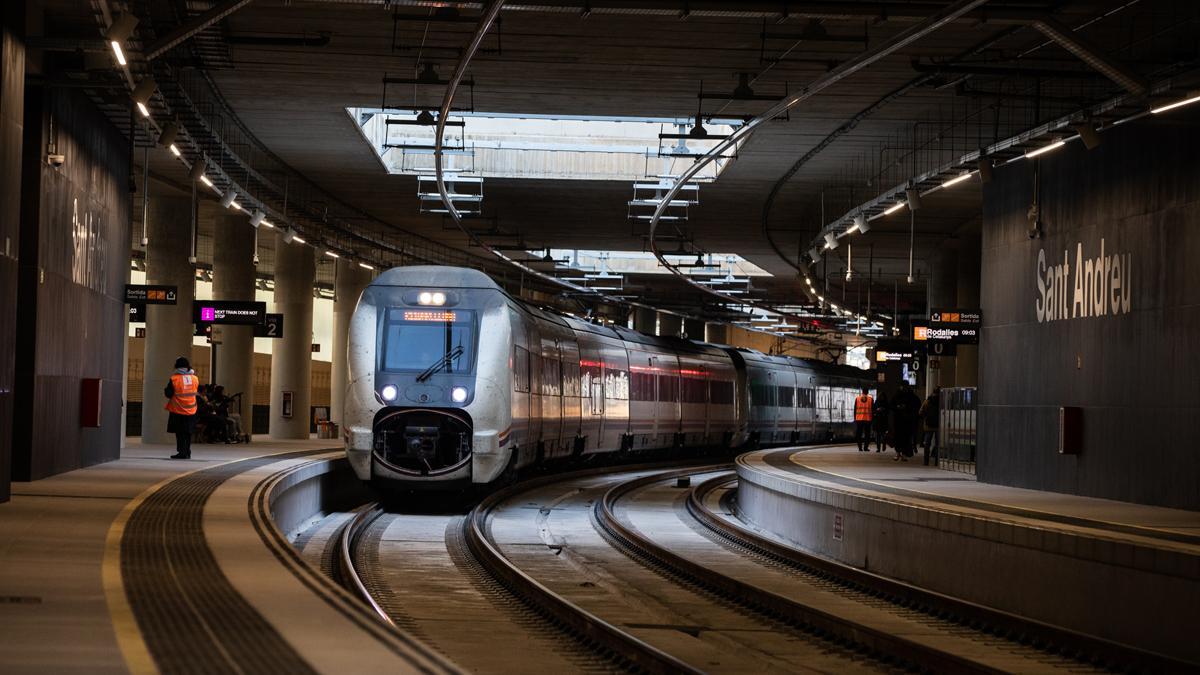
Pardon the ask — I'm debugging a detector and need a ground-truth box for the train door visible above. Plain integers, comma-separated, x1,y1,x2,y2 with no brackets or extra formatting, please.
678,354,706,446
659,352,682,446
558,339,582,458
600,339,630,451
578,337,604,454
528,325,543,450
628,350,656,449
541,335,563,457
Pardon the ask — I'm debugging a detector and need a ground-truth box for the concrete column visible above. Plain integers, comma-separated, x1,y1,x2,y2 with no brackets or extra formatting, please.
684,318,705,341
212,213,256,430
955,233,981,387
141,196,195,444
331,258,372,427
657,313,683,337
926,242,958,394
269,234,315,439
705,322,729,345
632,307,656,334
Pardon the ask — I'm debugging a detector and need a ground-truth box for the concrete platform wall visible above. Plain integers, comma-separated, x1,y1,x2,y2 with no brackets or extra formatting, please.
0,0,24,502
737,467,1199,662
11,86,129,480
979,113,1200,510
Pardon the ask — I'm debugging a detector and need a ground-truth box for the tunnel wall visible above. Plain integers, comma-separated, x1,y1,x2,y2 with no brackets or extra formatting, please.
0,1,23,502
978,114,1200,510
11,86,130,480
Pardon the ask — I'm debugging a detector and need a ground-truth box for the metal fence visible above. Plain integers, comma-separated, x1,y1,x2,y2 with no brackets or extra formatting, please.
938,387,977,468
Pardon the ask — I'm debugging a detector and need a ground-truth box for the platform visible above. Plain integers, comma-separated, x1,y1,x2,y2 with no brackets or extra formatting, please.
735,445,1200,662
0,437,452,675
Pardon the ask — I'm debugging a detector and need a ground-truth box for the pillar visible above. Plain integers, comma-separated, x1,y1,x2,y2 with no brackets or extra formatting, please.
0,0,25,501
331,258,372,427
657,313,683,337
141,196,195,445
269,233,315,439
927,242,958,394
705,322,729,345
684,318,705,341
212,213,256,431
632,307,656,334
955,233,981,387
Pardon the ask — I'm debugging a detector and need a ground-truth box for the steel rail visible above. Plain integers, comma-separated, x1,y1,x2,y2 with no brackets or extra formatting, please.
335,503,397,629
462,468,703,674
595,466,1010,674
645,0,990,332
687,471,1196,674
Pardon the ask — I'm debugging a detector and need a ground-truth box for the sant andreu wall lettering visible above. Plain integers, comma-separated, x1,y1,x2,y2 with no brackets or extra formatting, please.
1034,239,1130,323
979,114,1200,511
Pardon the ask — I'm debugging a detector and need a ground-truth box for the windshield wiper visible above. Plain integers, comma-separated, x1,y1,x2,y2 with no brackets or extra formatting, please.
416,345,465,383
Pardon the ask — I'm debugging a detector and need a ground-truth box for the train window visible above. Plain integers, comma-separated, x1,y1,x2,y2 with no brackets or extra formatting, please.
710,380,734,405
681,377,707,404
380,308,476,374
541,356,561,396
605,368,629,400
750,381,776,407
631,371,656,401
562,360,581,397
658,374,679,403
777,386,795,408
513,346,530,393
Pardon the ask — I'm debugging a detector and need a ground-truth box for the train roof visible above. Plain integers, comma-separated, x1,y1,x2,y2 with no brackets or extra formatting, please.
370,266,500,290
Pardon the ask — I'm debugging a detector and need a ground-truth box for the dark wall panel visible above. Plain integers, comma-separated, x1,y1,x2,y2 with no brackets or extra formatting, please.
0,1,24,502
979,113,1200,510
12,86,129,480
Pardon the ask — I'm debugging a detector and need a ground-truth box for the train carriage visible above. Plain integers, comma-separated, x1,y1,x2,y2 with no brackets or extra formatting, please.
345,266,874,491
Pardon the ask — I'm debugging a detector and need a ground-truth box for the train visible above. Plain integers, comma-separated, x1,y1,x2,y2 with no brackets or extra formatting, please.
344,266,876,490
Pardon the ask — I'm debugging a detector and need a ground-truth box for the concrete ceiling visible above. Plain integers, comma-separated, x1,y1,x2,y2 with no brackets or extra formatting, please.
42,0,1200,326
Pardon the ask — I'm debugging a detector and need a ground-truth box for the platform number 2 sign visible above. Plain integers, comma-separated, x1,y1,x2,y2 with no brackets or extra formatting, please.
833,513,844,542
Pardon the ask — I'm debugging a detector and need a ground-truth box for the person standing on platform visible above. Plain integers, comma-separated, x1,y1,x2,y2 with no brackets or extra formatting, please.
872,391,890,453
891,383,921,462
920,387,941,466
163,356,199,459
853,388,874,452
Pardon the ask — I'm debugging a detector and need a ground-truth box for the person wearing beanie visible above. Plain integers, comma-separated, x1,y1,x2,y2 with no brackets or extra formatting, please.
163,356,199,459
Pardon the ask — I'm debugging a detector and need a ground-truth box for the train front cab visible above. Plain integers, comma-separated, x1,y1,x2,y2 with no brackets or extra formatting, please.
344,269,513,489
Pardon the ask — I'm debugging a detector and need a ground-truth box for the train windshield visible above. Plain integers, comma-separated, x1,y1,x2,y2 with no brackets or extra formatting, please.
380,308,477,374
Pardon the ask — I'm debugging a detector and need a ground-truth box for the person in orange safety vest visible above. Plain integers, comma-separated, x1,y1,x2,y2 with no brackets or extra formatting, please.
164,356,200,459
854,388,874,452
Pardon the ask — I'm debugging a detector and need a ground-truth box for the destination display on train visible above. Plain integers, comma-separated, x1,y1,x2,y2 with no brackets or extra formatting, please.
403,310,459,322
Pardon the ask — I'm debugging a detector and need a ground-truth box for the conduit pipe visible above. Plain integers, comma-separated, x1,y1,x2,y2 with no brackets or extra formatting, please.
648,0,989,329
1031,16,1148,96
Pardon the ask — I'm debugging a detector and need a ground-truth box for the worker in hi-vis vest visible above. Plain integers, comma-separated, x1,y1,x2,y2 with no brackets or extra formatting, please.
164,356,200,459
853,387,874,453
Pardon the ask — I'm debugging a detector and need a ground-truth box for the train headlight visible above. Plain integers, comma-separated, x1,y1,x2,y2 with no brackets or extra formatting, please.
417,291,446,306
451,386,468,403
380,384,398,402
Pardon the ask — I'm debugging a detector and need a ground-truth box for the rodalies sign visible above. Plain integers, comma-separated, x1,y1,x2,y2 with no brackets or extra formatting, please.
1035,238,1131,323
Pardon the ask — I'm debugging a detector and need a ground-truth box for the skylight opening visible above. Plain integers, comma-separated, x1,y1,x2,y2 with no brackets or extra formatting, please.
349,109,741,182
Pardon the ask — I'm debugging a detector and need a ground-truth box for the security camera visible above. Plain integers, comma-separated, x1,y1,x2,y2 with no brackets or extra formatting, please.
1028,221,1043,240
252,253,260,266
47,153,65,168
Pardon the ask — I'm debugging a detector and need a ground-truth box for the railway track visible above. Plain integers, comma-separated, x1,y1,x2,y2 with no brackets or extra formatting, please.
330,464,1189,673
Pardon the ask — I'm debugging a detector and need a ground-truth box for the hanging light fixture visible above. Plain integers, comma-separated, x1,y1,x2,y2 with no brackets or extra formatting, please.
221,189,237,208
823,231,838,250
905,186,922,211
187,157,207,182
131,77,156,117
852,213,868,234
978,157,994,184
282,227,296,244
157,122,178,150
249,209,265,228
105,14,138,66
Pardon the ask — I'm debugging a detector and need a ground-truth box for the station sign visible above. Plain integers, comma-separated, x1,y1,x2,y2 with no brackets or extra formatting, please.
128,304,146,323
125,284,177,305
192,300,267,325
913,308,982,344
254,313,284,339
